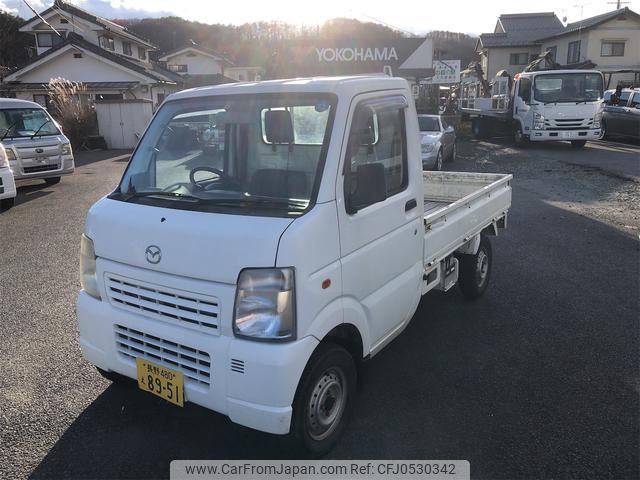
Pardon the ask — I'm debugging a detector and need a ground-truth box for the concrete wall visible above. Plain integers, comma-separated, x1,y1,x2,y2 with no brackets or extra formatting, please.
164,51,223,75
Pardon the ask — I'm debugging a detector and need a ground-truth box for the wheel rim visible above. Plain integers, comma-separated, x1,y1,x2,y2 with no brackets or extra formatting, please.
436,150,443,170
307,367,347,441
475,250,489,287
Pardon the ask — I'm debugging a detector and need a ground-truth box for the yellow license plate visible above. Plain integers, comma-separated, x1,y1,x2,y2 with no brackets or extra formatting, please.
136,358,184,407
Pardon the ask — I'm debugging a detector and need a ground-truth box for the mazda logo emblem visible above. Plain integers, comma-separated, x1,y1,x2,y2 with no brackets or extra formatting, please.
145,245,161,264
35,148,44,154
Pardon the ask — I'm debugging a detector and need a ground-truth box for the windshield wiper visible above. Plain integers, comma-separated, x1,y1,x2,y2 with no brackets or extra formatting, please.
30,119,53,139
1,119,21,140
121,190,203,203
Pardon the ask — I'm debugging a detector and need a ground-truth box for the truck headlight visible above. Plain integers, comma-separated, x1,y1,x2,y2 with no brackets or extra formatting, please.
61,143,72,156
233,268,295,341
5,148,16,161
533,113,545,130
0,145,7,167
593,113,602,129
80,234,101,300
421,143,435,154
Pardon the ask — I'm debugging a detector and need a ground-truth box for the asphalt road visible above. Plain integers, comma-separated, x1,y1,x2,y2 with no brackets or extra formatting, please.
0,139,638,479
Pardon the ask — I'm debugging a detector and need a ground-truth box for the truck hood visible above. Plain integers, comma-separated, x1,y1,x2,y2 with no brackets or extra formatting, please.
85,197,294,284
535,103,600,120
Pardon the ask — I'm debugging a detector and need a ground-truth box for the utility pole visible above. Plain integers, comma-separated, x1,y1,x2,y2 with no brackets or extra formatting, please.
607,0,630,9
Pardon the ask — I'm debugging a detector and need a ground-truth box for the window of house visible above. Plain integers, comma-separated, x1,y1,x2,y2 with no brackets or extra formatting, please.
138,47,146,60
168,64,188,73
546,46,557,61
37,32,63,48
95,93,124,101
509,53,529,65
100,36,115,51
33,94,52,109
601,40,625,57
567,41,581,64
344,97,408,213
122,42,132,56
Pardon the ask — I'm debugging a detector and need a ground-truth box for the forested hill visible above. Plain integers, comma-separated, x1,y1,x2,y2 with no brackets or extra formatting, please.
0,10,477,73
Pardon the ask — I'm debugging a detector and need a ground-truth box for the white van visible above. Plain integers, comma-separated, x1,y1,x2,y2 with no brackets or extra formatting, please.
0,143,17,211
0,99,75,185
77,77,512,455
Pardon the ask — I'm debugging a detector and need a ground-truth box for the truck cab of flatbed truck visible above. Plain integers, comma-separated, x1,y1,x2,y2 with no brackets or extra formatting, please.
77,76,512,455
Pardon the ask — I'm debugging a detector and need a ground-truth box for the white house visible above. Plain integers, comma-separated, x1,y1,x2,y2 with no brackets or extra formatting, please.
157,43,237,88
0,0,182,109
476,7,640,88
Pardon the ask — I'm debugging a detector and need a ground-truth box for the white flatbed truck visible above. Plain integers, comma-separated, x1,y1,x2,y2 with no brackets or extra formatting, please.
76,76,512,455
460,68,605,148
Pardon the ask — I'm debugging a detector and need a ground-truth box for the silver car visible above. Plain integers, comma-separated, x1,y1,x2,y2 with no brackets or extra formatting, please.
418,114,456,171
0,99,74,185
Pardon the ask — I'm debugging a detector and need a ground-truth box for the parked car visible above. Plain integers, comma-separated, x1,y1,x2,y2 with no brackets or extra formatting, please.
418,114,456,170
0,99,74,185
602,88,640,141
0,143,17,211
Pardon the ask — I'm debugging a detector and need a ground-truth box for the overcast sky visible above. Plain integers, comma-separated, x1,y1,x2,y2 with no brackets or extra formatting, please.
2,0,639,35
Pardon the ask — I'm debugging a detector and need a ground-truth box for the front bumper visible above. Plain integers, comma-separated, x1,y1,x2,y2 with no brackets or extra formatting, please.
76,291,318,435
529,129,602,142
0,167,17,200
11,154,75,181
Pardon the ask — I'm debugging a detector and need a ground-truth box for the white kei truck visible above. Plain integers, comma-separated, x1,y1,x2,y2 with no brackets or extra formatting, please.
0,143,17,211
460,68,605,148
77,76,512,455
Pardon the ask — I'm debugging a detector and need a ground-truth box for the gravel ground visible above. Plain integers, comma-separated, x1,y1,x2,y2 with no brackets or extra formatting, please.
0,138,638,480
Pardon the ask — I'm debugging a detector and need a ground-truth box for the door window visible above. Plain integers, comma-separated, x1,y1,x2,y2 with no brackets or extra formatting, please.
344,96,408,213
630,93,640,109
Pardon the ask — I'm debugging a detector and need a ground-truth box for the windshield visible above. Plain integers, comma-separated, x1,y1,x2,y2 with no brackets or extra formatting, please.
533,73,603,103
418,116,440,132
0,108,61,139
115,93,336,216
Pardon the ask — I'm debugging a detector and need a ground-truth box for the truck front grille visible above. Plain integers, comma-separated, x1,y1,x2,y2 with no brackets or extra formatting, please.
24,164,59,173
105,274,220,335
544,118,593,130
115,324,211,386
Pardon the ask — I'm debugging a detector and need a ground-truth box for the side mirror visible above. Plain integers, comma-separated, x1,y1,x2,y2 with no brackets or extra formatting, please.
347,163,386,214
445,126,455,133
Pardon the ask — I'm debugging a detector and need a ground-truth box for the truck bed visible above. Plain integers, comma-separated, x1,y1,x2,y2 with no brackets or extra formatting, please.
422,171,512,268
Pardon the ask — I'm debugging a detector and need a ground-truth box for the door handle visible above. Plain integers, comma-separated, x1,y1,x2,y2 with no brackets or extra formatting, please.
405,199,417,212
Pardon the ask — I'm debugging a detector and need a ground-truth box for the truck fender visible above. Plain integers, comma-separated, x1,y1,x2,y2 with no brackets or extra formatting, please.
456,233,481,255
306,296,371,359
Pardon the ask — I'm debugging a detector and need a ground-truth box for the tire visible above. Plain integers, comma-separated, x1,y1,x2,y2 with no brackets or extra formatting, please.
45,176,61,185
434,148,443,171
471,118,483,138
291,343,357,457
1,197,15,212
96,367,127,383
514,125,527,146
571,140,586,149
450,142,457,162
600,120,608,140
456,236,492,300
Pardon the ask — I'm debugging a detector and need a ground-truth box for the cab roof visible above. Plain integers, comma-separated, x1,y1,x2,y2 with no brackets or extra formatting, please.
0,98,44,110
168,76,410,102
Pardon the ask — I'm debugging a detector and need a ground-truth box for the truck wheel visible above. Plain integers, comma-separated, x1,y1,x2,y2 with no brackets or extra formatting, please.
571,140,586,149
471,119,483,138
514,125,527,146
434,148,443,171
1,197,15,212
291,343,356,457
456,236,492,300
45,177,61,186
96,367,127,383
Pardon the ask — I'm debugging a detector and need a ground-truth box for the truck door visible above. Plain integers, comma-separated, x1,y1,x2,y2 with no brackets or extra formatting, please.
513,77,532,132
336,94,423,349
